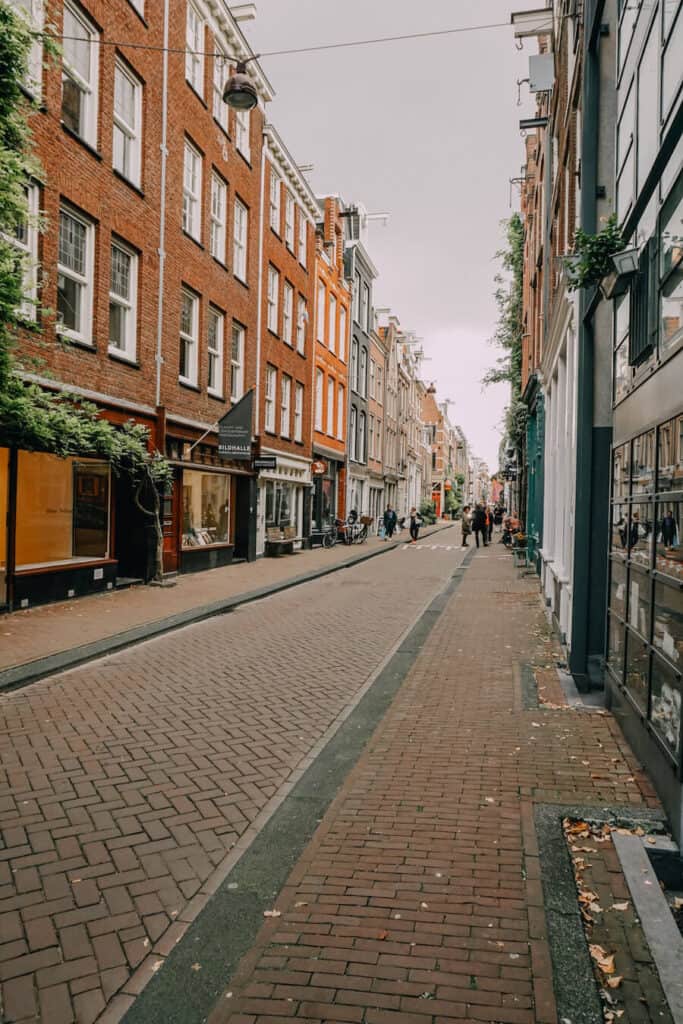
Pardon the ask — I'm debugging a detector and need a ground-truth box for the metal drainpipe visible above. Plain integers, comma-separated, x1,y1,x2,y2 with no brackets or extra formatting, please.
254,133,267,438
154,0,170,410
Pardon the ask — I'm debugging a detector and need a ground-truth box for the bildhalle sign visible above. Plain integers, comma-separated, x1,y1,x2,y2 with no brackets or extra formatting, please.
218,390,253,461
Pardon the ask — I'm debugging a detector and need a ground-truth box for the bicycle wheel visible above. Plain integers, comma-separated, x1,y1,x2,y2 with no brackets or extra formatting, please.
357,524,368,543
322,531,335,549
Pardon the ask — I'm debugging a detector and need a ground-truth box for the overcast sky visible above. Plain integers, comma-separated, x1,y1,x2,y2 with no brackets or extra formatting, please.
247,1,538,470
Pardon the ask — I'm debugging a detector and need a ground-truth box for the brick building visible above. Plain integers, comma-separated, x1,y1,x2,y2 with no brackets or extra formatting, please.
367,318,387,527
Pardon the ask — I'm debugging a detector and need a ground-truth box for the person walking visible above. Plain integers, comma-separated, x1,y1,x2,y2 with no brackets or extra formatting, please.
461,505,473,547
383,504,398,541
661,509,678,548
409,507,422,544
486,506,494,543
472,503,488,548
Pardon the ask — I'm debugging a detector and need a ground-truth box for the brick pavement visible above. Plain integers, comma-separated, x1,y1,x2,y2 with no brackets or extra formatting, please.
208,544,660,1024
0,539,463,1023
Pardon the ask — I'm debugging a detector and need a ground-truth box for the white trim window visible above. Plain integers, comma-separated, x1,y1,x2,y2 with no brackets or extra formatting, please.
294,382,303,442
361,283,370,333
284,192,295,250
269,168,281,233
329,293,337,355
317,281,325,341
61,2,99,146
265,364,276,432
182,140,202,241
207,306,224,396
267,265,279,333
351,339,359,392
369,358,376,399
327,377,334,436
179,288,199,384
283,281,294,345
353,270,361,322
109,240,137,360
230,322,245,401
280,374,291,438
185,2,204,96
360,348,367,398
210,172,227,263
10,182,39,321
376,364,383,403
358,411,366,462
298,213,307,267
233,198,247,281
339,305,347,362
11,0,44,96
113,60,142,187
296,296,306,354
369,415,375,459
235,108,251,161
315,369,323,431
212,47,228,131
57,205,94,344
337,384,344,440
349,406,357,461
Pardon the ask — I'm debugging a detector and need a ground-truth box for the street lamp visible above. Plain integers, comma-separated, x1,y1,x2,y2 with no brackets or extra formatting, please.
223,56,260,111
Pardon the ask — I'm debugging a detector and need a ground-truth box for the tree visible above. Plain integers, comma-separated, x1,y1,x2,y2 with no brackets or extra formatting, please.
0,6,172,583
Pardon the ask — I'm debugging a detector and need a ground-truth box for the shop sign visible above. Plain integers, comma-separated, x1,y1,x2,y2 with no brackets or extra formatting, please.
218,390,253,460
311,459,328,475
253,456,277,471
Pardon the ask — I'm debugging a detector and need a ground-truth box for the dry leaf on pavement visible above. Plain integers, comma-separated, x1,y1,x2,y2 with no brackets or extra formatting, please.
606,976,623,989
263,909,281,918
610,902,630,911
589,944,616,974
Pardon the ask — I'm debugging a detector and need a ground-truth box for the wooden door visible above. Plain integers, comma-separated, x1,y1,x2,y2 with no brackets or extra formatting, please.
162,473,181,573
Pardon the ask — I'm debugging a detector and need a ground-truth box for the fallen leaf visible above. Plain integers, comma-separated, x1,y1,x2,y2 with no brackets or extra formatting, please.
485,797,495,804
294,901,308,908
531,722,541,728
582,760,590,767
606,976,623,989
589,945,616,974
610,902,630,912
191,963,202,972
673,897,683,910
646,836,657,845
420,902,429,909
263,910,281,918
377,930,389,940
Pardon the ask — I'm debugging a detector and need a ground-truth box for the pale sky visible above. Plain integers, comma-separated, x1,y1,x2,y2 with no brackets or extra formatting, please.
246,1,538,470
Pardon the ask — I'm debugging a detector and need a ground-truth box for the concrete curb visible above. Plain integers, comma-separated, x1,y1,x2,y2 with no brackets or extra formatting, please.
0,522,457,692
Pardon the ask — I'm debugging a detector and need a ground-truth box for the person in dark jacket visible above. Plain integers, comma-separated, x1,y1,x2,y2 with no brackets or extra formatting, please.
409,507,422,544
383,505,398,540
661,510,678,547
472,504,488,548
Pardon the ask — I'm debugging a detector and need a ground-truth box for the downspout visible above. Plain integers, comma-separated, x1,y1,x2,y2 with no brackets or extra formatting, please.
154,0,170,410
254,133,267,440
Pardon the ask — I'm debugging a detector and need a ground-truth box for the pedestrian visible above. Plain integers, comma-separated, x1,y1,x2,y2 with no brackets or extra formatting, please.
472,503,488,548
461,505,473,547
661,509,678,548
486,506,494,543
383,504,398,540
409,507,422,544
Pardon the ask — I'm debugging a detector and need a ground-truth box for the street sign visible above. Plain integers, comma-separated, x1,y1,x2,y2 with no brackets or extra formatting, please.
218,390,253,460
253,456,277,471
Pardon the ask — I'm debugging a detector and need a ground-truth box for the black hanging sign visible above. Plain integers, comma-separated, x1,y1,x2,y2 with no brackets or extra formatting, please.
218,390,253,460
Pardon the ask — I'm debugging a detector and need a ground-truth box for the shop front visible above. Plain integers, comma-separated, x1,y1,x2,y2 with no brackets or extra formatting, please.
256,452,311,555
310,454,344,545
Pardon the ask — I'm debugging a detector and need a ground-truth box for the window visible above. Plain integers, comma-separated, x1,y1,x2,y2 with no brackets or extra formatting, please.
280,375,291,438
183,141,202,241
369,415,375,459
353,270,361,322
296,296,306,354
376,418,382,460
659,172,683,355
636,22,658,193
179,289,199,384
315,369,323,431
362,283,370,332
10,182,39,320
230,322,245,401
113,61,142,186
269,168,281,233
358,412,366,461
327,377,334,435
629,239,656,366
351,339,359,392
109,241,137,360
317,281,325,341
210,173,227,263
662,7,683,118
359,348,367,397
61,2,98,145
329,293,337,354
298,213,307,266
339,306,346,362
283,281,294,345
207,306,224,396
337,384,344,440
182,470,230,548
233,198,248,282
369,359,376,399
265,365,276,432
265,480,296,531
57,206,94,344
235,108,251,160
185,2,204,96
349,406,357,460
267,265,279,333
285,193,295,250
294,382,303,442
212,48,228,130
11,0,44,95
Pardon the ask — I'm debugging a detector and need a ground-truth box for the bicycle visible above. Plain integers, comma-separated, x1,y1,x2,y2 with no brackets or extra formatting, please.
321,525,337,549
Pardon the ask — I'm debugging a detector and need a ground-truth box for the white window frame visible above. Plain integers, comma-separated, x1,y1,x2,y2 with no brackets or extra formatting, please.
369,358,376,399
317,281,325,341
183,140,202,242
185,2,204,96
210,172,227,263
280,374,291,438
351,339,359,392
57,204,94,346
337,384,344,440
349,406,357,461
265,364,276,432
207,305,224,397
298,213,307,267
113,59,142,187
179,288,199,385
212,47,228,131
235,108,251,161
108,239,138,361
360,348,367,398
327,377,335,436
294,382,303,443
329,293,337,355
296,296,306,355
267,265,279,334
61,1,99,146
369,415,375,459
11,0,44,96
339,305,347,362
284,192,295,251
315,369,323,432
230,321,245,402
233,198,248,282
283,281,294,345
358,411,366,462
353,271,361,322
376,364,383,403
269,168,281,233
363,283,371,332
8,181,40,321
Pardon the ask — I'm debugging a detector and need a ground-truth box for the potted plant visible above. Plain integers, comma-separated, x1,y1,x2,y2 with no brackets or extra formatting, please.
565,214,626,293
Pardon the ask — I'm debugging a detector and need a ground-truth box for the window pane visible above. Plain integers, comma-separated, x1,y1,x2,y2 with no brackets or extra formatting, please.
657,417,683,491
625,630,649,711
72,462,109,557
181,293,194,336
662,9,682,116
109,301,125,349
114,67,136,128
63,7,91,80
655,497,683,578
636,22,658,191
654,579,683,667
61,74,82,134
628,567,650,638
628,502,654,569
57,274,81,331
182,471,230,547
632,429,655,494
614,339,629,401
110,246,130,299
609,559,627,618
59,212,86,275
651,655,681,759
613,443,631,501
608,613,626,680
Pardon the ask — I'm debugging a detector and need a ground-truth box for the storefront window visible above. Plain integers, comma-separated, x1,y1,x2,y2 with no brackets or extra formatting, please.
625,629,650,711
611,501,629,557
632,429,655,494
265,480,296,530
15,452,110,568
657,416,683,491
607,613,626,681
613,443,630,501
650,655,681,760
609,559,627,619
653,580,683,667
655,499,683,578
660,172,683,354
628,567,651,639
628,502,655,569
182,470,230,548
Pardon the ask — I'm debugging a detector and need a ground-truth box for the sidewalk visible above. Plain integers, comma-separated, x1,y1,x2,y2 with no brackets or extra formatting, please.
125,541,668,1024
0,522,456,688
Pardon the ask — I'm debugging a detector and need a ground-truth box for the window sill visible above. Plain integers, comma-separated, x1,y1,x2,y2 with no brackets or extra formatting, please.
236,148,251,167
57,330,95,351
212,116,231,141
208,390,226,402
296,348,306,358
267,329,280,339
186,82,208,109
125,0,148,26
108,348,140,367
281,435,291,441
270,227,282,240
179,378,201,392
264,429,277,437
211,255,230,272
182,230,204,250
234,274,249,288
61,123,102,161
113,168,144,197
